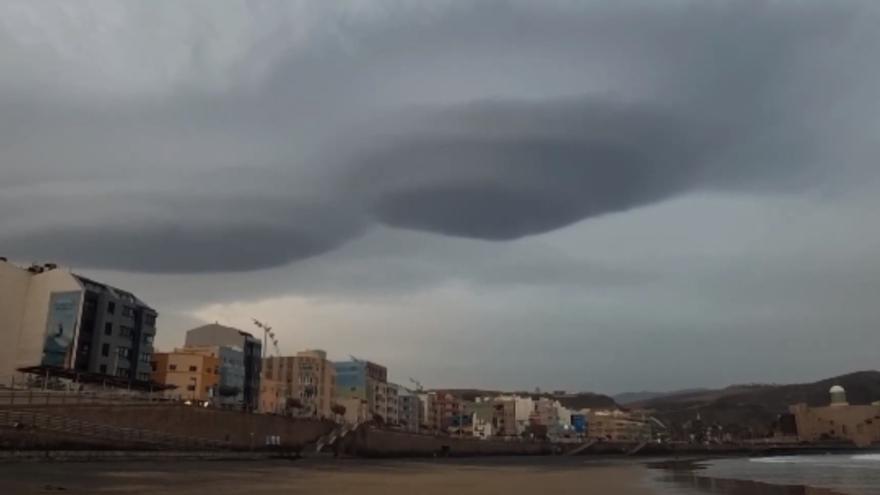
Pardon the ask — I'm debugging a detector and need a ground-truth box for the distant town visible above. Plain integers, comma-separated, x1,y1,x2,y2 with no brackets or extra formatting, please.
3,259,880,454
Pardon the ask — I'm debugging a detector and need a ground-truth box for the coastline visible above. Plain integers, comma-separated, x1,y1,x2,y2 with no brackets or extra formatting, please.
0,457,656,495
0,455,864,495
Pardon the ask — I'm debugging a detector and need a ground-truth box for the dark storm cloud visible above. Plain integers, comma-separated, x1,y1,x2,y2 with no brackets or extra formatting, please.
349,99,719,239
1,0,877,272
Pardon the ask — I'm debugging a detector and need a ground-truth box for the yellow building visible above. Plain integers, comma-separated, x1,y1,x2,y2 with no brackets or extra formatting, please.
262,350,336,418
588,410,652,442
151,349,219,402
790,386,880,447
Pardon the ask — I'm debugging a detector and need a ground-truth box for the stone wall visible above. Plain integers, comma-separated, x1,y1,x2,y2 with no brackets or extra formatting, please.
347,428,556,457
15,404,334,450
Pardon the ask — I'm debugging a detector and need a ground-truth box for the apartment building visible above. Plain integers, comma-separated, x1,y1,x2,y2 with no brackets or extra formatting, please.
334,359,391,423
184,323,261,411
178,345,246,409
0,260,158,387
395,385,422,432
151,349,219,402
262,350,336,418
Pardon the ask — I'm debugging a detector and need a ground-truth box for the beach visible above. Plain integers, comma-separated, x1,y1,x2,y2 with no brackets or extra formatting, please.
0,458,657,495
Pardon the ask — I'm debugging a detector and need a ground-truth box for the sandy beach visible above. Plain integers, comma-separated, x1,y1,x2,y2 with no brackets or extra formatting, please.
0,458,657,495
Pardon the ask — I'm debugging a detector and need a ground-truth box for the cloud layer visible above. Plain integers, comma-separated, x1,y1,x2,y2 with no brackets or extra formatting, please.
2,1,878,272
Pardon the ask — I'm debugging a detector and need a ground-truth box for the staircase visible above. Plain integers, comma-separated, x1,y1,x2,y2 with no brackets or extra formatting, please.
627,441,649,455
315,421,363,453
0,409,229,450
564,438,598,456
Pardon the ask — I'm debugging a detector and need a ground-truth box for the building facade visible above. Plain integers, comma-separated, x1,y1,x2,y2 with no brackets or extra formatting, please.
151,349,219,402
334,360,391,422
431,392,467,434
588,410,652,442
0,260,157,387
179,345,246,409
394,384,421,432
262,350,336,418
790,386,880,447
184,323,261,411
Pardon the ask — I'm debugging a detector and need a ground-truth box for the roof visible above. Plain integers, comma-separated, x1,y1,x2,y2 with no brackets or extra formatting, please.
73,274,155,311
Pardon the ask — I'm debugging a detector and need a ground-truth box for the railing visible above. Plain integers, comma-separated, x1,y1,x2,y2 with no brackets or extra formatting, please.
0,409,229,450
0,389,173,408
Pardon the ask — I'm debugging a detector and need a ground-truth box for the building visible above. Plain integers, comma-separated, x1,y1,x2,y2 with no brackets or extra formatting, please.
184,323,261,411
0,260,158,387
259,377,287,415
588,410,652,442
394,384,422,432
334,359,391,423
262,350,337,418
469,397,517,438
418,392,437,431
431,392,468,434
151,349,219,402
495,395,535,434
180,345,246,409
790,385,880,447
335,397,370,424
384,382,399,425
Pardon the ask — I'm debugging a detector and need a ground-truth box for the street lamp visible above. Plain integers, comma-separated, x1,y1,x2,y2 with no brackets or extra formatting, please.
252,319,281,359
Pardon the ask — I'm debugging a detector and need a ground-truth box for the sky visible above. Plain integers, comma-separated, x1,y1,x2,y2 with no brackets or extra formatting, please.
2,0,880,394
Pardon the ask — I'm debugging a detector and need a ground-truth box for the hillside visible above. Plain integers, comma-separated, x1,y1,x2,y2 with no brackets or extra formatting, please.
434,389,619,410
613,388,709,406
634,370,880,437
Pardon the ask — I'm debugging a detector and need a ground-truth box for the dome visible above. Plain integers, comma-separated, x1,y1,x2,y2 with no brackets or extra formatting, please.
830,385,845,394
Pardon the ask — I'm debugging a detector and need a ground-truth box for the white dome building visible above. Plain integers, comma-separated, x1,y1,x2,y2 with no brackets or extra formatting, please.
829,385,849,407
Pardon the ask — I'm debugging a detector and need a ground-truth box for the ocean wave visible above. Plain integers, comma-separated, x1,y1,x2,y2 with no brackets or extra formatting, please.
749,456,820,464
850,454,880,462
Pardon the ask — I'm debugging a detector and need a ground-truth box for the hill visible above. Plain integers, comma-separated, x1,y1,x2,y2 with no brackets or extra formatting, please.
613,388,709,406
433,389,619,410
634,370,880,437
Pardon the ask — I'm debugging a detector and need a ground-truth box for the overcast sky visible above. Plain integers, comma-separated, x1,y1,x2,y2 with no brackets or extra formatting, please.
3,0,880,394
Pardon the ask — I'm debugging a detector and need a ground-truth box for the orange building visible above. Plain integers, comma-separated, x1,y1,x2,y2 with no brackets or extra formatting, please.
151,349,220,402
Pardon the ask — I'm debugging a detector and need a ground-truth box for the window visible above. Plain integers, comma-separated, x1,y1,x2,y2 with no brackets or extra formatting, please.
137,372,150,381
104,322,113,336
101,343,110,357
121,306,134,317
144,313,156,327
118,347,131,359
143,334,154,345
169,364,177,371
139,352,151,364
107,302,115,314
119,326,134,338
99,364,107,373
189,366,197,372
115,367,130,378
187,385,196,391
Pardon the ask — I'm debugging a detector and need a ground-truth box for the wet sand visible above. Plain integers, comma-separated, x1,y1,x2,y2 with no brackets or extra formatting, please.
0,458,657,495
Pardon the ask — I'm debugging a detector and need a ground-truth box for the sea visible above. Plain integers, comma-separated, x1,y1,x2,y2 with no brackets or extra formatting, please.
654,453,880,495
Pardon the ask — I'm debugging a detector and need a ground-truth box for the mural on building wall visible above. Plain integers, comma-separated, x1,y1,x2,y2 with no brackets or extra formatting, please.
41,291,81,367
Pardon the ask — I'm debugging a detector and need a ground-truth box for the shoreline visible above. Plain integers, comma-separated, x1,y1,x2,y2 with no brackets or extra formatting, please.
0,455,860,495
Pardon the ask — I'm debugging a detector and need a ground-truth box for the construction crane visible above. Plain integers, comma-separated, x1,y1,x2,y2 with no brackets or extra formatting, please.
409,377,424,392
349,355,363,363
